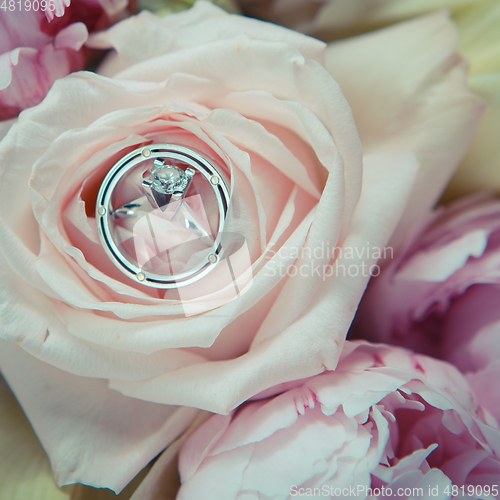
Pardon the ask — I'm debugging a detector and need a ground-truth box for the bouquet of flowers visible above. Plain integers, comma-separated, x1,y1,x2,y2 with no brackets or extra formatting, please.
1,0,499,498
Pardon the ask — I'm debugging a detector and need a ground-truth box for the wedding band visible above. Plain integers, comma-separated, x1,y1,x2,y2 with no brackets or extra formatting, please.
96,144,230,288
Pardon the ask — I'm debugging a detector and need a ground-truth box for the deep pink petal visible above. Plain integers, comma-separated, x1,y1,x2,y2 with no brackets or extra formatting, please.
0,43,84,120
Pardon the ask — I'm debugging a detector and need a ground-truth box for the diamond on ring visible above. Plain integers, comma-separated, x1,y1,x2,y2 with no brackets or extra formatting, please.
142,159,196,210
151,160,189,195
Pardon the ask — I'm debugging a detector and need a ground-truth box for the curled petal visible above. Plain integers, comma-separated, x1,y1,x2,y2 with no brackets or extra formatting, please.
0,43,85,120
45,0,72,22
54,22,89,51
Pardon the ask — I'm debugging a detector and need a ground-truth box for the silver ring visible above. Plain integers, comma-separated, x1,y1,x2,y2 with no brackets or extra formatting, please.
96,144,230,288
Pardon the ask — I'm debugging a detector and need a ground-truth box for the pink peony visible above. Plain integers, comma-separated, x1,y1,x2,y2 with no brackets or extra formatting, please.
357,194,500,424
0,0,128,121
0,2,484,492
177,341,500,499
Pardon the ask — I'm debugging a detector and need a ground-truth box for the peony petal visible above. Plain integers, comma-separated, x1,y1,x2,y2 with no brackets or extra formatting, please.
54,22,89,52
45,0,71,22
0,342,200,492
467,361,500,423
175,342,500,498
325,12,486,249
0,44,84,120
384,468,452,500
396,229,489,282
0,12,50,53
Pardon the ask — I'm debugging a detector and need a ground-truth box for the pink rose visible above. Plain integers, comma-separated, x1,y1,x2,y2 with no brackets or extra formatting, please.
357,194,500,423
176,341,500,499
0,2,483,492
0,0,128,121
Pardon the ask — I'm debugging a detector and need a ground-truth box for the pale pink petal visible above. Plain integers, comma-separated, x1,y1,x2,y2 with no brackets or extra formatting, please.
0,12,49,52
54,22,89,51
357,194,500,429
467,361,500,421
0,251,211,382
88,4,326,76
396,229,489,282
383,468,452,500
0,341,200,493
325,12,486,249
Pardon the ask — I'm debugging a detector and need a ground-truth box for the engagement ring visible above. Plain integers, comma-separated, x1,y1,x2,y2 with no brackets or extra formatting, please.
96,144,230,288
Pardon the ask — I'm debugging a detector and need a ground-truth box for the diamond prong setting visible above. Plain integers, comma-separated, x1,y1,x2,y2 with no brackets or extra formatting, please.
150,160,190,195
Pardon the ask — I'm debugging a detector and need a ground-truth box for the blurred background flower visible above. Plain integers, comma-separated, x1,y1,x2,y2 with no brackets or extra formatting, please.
355,194,500,424
0,0,132,122
237,0,500,203
137,0,238,17
175,342,500,499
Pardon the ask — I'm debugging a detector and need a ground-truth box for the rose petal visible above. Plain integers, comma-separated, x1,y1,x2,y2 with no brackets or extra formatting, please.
109,153,419,412
325,12,486,249
0,341,200,492
130,412,212,500
87,4,326,76
0,376,73,500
